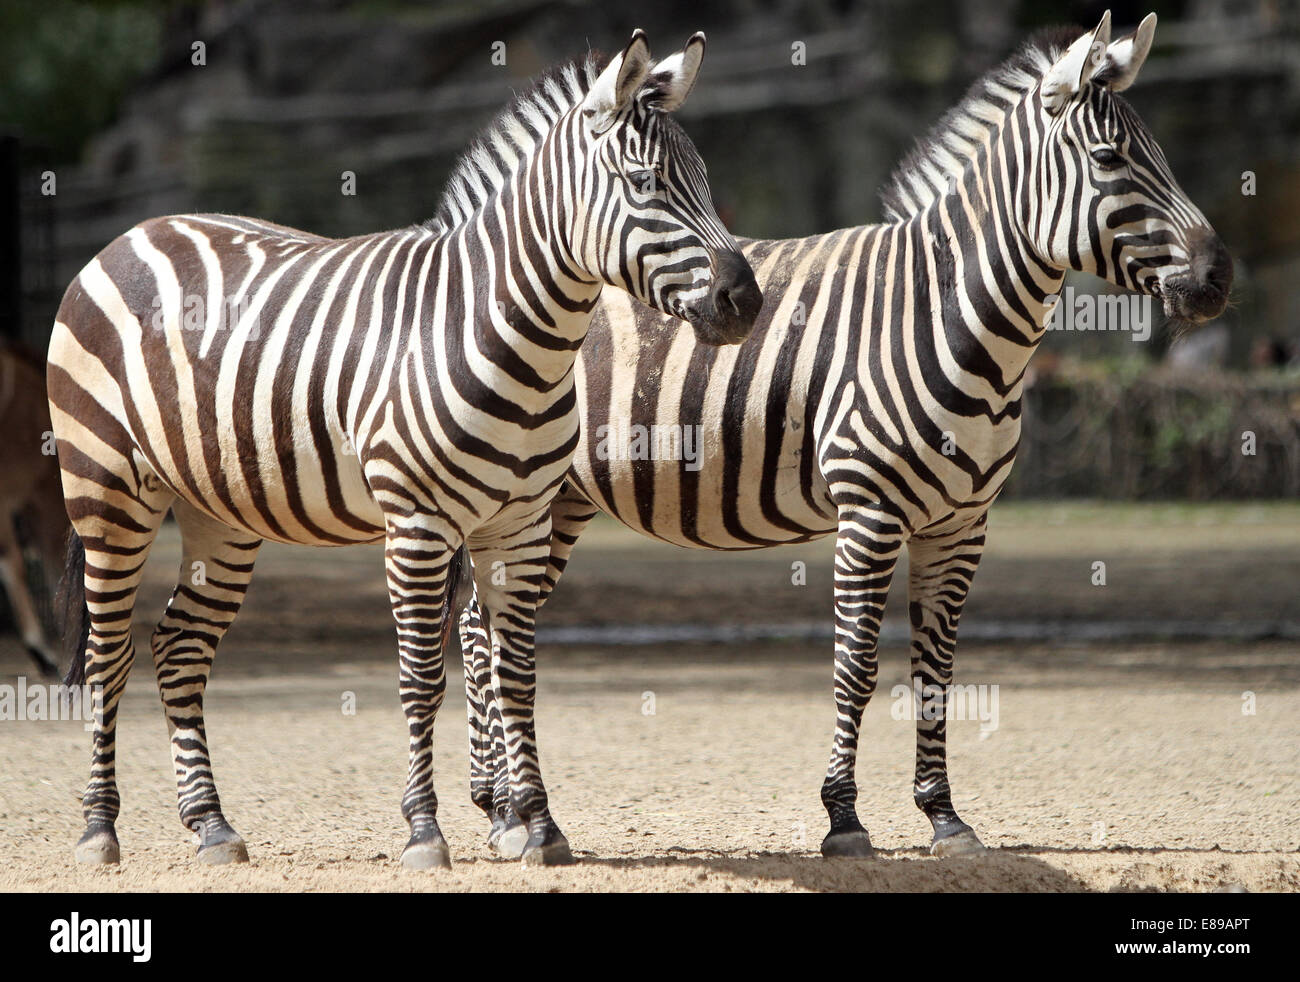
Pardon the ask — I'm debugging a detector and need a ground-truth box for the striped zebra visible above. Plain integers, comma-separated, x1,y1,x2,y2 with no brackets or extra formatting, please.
456,13,1232,859
49,30,762,870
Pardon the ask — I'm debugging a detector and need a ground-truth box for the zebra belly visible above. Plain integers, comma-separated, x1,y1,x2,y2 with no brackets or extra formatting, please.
149,435,387,547
568,416,836,551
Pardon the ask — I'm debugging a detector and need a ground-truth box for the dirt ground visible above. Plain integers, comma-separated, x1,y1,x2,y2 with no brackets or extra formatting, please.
0,503,1296,892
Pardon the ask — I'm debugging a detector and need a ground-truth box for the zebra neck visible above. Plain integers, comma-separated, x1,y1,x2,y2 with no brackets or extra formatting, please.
911,175,1064,401
448,169,603,390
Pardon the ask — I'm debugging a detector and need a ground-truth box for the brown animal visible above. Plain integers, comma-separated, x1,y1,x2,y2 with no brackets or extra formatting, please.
0,345,67,675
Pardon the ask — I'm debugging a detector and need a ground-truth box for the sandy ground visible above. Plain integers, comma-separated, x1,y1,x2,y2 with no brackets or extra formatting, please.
0,503,1296,892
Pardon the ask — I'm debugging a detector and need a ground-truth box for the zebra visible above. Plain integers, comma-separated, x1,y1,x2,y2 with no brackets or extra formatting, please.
455,12,1233,860
49,30,762,870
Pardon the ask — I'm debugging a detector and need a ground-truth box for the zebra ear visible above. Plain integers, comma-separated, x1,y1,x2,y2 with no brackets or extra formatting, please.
1041,10,1113,114
641,32,706,113
582,30,653,133
1094,13,1156,92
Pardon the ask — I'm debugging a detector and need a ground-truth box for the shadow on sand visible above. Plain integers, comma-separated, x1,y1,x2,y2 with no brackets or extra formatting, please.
475,846,1102,892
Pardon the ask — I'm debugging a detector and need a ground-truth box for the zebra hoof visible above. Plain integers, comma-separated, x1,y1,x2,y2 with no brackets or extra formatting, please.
931,829,986,858
521,832,576,867
490,819,529,860
74,823,120,865
197,837,250,865
820,829,874,858
401,813,450,869
401,836,451,870
401,839,451,870
194,815,249,865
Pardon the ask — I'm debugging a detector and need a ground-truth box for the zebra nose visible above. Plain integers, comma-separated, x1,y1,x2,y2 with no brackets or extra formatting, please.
1173,227,1232,322
711,251,762,327
1190,228,1233,305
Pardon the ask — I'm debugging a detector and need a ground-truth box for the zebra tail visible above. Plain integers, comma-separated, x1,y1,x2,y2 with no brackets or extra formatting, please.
57,528,89,687
439,545,470,656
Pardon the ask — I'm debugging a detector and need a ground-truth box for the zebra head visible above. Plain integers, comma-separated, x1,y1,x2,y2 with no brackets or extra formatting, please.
1029,12,1232,325
573,31,762,345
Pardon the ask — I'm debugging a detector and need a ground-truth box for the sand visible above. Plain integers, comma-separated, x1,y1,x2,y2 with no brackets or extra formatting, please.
1,505,1296,892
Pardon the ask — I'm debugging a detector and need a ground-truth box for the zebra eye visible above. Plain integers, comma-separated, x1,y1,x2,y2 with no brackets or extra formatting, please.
1091,147,1123,169
627,169,659,194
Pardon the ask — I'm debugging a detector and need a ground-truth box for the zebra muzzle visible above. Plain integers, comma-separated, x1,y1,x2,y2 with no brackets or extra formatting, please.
1161,228,1233,323
693,250,762,345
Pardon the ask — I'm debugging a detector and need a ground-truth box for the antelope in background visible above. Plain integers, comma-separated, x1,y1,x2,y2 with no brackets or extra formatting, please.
0,344,66,676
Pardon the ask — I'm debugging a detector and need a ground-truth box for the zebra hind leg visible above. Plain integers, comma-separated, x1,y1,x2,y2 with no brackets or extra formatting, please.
70,482,173,864
485,676,527,859
459,579,527,858
471,521,574,866
150,502,261,864
460,584,495,820
907,524,988,857
466,483,596,859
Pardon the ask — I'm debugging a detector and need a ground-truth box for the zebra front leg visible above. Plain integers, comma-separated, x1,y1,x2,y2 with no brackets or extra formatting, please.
819,509,904,858
384,517,455,870
470,518,574,866
150,502,261,864
907,520,988,857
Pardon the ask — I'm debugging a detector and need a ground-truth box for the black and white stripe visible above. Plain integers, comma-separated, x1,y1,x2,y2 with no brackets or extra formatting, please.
459,13,1232,857
49,30,760,869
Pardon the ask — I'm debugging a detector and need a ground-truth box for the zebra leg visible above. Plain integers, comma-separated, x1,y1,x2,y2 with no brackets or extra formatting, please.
465,484,597,858
150,502,260,864
907,520,987,857
538,481,600,602
460,582,526,856
72,481,173,864
460,588,492,820
819,510,904,858
384,517,455,870
470,515,574,866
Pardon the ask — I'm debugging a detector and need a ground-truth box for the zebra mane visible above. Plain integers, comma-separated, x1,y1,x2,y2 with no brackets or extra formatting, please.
427,55,602,232
880,26,1085,222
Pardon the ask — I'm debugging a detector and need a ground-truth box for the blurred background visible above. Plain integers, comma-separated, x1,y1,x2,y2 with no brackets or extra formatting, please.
1,0,1297,498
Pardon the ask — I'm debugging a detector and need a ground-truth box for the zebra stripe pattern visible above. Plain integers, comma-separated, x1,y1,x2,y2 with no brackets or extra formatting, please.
459,13,1232,858
49,30,760,869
